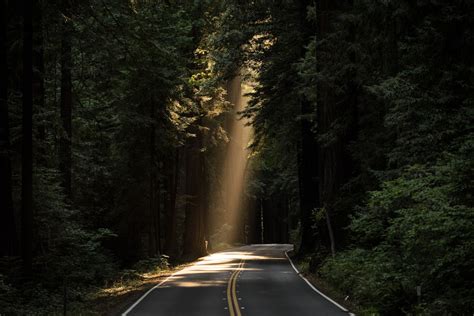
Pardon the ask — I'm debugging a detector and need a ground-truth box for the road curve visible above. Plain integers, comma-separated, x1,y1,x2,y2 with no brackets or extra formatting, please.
122,244,350,316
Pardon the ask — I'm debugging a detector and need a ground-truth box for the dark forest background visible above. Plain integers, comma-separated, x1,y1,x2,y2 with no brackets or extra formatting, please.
0,0,473,315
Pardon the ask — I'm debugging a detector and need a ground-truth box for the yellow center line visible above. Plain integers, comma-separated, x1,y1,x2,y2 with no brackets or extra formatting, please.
227,262,241,315
227,260,245,316
227,268,235,316
233,261,244,316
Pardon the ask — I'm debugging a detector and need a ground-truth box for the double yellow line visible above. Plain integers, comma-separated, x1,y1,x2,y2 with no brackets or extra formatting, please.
227,260,245,316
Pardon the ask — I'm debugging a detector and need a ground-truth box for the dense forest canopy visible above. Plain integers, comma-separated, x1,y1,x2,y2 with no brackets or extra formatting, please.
0,0,473,315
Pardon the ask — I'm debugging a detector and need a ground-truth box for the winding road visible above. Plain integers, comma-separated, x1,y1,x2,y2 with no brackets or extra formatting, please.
122,244,350,316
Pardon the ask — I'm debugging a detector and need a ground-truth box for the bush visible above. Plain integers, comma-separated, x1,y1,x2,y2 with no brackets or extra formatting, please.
133,255,170,274
321,156,474,315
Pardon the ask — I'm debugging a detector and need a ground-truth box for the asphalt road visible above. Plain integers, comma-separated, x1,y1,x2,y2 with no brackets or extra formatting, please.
122,244,350,316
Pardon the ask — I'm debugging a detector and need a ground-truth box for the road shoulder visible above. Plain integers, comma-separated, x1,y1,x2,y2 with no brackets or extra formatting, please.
286,251,358,315
86,262,194,316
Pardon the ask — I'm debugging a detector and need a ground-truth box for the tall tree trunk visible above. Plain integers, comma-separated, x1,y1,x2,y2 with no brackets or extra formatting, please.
0,0,18,257
155,160,162,255
59,0,72,197
317,0,337,257
164,149,179,257
33,0,45,164
262,197,276,243
297,99,319,254
21,0,34,274
148,102,157,256
245,197,261,244
280,195,289,243
182,130,206,260
256,198,263,244
297,0,321,255
201,155,211,251
316,0,357,256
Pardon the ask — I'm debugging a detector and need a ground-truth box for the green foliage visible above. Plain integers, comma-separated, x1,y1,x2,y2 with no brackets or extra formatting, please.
296,0,474,314
0,168,118,314
133,256,170,275
323,153,474,314
2,0,234,313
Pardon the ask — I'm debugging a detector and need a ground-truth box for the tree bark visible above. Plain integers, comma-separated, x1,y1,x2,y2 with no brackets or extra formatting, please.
21,0,34,274
245,197,261,244
182,129,207,260
59,0,72,197
148,101,158,256
262,197,277,243
155,159,162,255
297,99,319,254
317,0,337,257
33,0,46,164
164,148,179,257
325,207,336,257
316,0,357,256
280,195,289,243
0,0,18,257
297,0,321,255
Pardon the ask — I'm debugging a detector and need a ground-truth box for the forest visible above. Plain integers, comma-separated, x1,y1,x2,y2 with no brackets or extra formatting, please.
0,0,473,315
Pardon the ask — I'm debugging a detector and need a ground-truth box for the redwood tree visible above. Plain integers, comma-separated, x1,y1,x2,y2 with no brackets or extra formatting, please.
21,0,34,274
59,0,72,197
0,0,17,257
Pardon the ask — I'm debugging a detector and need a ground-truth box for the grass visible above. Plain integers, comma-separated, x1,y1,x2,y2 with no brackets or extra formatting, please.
73,262,192,316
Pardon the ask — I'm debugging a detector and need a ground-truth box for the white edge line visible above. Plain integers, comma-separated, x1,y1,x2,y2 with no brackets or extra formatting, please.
284,250,353,314
121,258,199,316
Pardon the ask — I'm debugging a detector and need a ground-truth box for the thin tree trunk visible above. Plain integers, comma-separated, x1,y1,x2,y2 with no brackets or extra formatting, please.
155,158,162,255
59,0,72,197
202,152,211,251
325,207,336,257
281,195,289,243
255,198,262,244
259,198,264,243
21,0,34,275
0,0,18,257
